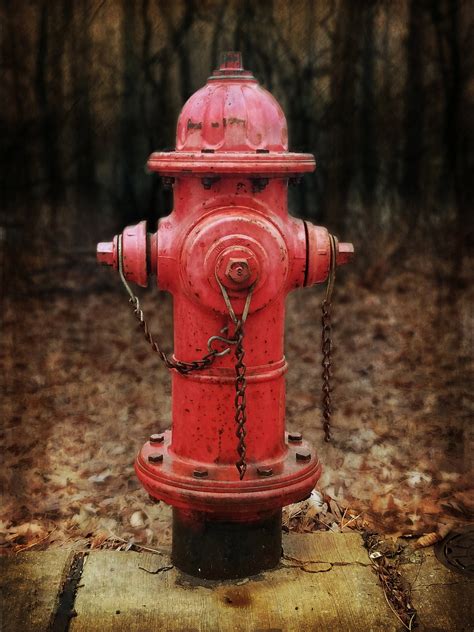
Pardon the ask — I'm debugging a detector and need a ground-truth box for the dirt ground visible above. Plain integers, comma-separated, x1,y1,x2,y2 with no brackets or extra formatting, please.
1,253,472,553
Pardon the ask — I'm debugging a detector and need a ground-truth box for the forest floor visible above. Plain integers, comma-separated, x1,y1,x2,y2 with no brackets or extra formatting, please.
1,251,473,554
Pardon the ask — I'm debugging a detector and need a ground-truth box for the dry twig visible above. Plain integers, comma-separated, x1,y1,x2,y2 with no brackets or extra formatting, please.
105,533,168,556
14,527,57,554
138,564,174,575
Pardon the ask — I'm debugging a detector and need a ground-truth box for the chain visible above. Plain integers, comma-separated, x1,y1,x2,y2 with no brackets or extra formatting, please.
128,298,220,374
233,320,248,479
321,234,337,442
117,235,231,375
215,273,255,480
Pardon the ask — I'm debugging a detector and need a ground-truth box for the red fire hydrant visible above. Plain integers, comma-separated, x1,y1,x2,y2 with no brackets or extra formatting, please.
97,52,353,579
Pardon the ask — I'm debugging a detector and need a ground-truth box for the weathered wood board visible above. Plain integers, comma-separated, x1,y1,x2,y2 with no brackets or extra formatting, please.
0,550,72,632
1,534,473,632
70,533,398,632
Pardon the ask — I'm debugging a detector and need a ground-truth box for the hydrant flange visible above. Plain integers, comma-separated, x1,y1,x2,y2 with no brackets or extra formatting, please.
135,430,322,518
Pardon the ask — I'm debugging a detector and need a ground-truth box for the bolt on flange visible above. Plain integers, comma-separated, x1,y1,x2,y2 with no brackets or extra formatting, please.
150,433,165,444
295,449,311,462
288,432,303,443
193,468,209,478
148,453,164,464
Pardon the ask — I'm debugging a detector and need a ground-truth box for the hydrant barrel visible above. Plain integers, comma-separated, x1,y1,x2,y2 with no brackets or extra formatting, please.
97,52,354,579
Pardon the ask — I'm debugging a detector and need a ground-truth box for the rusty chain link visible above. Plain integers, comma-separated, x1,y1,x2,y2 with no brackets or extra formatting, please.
118,235,231,375
233,319,248,479
215,273,255,480
128,298,220,374
321,234,337,442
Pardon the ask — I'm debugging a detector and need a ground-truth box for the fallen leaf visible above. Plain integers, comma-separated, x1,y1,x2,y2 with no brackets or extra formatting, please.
130,510,148,529
414,532,440,549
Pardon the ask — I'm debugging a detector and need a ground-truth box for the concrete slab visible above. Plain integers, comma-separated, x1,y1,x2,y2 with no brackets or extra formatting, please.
0,550,72,632
402,548,474,632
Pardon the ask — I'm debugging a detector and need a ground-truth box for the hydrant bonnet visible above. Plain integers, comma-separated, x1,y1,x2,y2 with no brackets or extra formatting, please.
177,52,288,152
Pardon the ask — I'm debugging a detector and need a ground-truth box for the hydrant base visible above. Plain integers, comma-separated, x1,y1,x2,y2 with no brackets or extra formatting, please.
171,508,282,580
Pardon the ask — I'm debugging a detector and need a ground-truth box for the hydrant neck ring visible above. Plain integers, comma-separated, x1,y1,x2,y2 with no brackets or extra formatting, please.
147,151,316,176
208,73,256,82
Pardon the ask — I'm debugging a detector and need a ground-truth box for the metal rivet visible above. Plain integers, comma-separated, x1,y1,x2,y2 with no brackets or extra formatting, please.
193,469,208,478
148,453,163,464
150,433,164,444
257,467,273,477
288,432,303,443
296,449,311,462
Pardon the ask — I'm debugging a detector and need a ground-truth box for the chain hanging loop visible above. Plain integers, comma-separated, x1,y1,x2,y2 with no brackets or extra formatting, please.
118,235,229,375
321,234,337,443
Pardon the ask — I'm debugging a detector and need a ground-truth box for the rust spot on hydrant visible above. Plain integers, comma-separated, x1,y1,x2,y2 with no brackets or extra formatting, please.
187,119,202,130
227,117,246,126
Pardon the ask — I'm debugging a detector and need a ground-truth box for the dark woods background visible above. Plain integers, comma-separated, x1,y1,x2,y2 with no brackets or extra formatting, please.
1,0,473,285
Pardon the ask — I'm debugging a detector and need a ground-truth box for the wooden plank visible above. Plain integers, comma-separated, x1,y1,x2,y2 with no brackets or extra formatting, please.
0,533,474,632
0,550,72,632
71,533,398,632
401,549,474,632
2,536,470,632
283,531,369,564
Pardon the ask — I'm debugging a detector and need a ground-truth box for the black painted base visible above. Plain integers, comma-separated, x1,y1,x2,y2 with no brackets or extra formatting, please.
171,508,283,580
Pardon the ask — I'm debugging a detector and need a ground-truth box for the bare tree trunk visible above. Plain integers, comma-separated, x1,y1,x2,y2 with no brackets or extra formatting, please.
35,1,63,215
403,0,426,225
211,1,228,70
119,0,140,220
360,0,377,218
430,0,471,282
2,1,33,205
71,0,96,197
324,0,363,232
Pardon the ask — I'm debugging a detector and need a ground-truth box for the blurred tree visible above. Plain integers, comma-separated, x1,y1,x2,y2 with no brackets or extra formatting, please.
324,0,363,232
35,1,63,213
403,0,426,221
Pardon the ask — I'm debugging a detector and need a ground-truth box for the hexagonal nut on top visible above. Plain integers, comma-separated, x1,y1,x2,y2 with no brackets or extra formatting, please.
215,246,260,291
226,258,251,284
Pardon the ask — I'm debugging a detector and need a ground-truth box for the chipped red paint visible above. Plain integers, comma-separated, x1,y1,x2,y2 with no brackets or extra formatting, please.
97,53,353,527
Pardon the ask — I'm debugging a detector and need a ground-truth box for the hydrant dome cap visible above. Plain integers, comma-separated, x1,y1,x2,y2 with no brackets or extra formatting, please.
176,52,288,152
